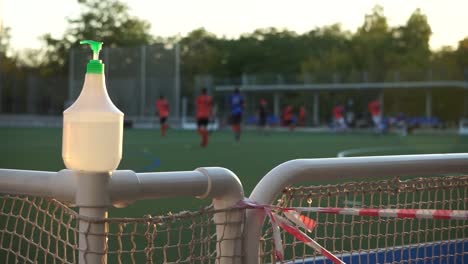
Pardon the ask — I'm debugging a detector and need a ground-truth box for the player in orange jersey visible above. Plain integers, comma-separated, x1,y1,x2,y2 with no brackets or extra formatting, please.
156,95,170,136
368,99,382,133
196,88,213,147
333,103,347,131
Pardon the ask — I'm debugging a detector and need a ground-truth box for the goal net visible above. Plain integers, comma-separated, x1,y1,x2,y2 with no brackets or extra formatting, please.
0,195,244,264
0,175,466,263
259,175,468,263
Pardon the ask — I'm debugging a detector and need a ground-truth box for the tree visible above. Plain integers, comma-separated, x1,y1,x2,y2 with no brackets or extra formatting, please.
394,8,432,79
177,28,225,99
352,5,395,81
180,28,223,75
0,27,11,55
456,38,468,69
301,24,353,82
431,46,461,80
41,0,153,74
222,28,302,77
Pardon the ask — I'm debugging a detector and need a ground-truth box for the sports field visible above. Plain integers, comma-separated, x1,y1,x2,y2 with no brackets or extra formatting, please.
1,127,468,217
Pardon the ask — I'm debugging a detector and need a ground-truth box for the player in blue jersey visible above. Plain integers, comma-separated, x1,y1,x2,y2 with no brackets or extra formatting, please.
230,87,244,141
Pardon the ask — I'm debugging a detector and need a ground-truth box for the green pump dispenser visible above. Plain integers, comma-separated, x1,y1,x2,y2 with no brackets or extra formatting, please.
80,40,104,74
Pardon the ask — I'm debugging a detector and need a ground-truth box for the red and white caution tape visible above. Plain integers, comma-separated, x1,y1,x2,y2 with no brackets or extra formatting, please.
239,199,345,264
238,199,468,263
292,207,468,220
271,212,343,264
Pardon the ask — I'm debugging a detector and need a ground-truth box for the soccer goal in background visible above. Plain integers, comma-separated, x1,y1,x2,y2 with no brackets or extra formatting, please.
1,154,468,264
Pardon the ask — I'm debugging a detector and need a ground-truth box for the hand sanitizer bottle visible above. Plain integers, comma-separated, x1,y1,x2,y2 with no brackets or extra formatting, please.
62,40,124,172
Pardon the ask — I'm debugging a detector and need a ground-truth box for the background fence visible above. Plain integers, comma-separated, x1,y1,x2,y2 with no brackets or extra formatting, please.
0,44,180,121
69,44,180,119
1,46,468,125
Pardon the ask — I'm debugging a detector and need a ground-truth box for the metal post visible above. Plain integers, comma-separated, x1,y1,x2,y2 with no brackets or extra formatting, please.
379,91,384,115
313,92,319,125
426,90,432,118
26,75,36,114
196,168,244,264
79,207,108,264
241,73,248,86
175,43,181,123
109,168,245,264
274,93,280,117
276,74,284,84
464,91,468,116
75,171,111,264
181,96,187,125
0,169,74,202
0,169,111,263
140,45,147,118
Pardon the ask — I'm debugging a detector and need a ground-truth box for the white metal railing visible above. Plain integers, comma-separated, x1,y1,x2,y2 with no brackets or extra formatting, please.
0,167,244,264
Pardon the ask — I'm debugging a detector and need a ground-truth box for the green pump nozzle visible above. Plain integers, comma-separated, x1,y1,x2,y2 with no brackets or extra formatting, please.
80,40,104,74
80,40,103,60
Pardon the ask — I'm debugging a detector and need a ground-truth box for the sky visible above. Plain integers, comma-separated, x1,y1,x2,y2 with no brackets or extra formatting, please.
2,0,468,52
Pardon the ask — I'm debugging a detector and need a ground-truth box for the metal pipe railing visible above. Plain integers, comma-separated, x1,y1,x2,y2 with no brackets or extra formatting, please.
242,153,468,264
0,169,75,203
0,167,244,264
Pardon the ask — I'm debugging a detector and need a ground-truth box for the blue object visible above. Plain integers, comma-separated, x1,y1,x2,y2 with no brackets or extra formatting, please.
247,115,258,125
294,239,467,264
268,115,280,126
407,116,442,126
247,115,281,126
230,93,244,115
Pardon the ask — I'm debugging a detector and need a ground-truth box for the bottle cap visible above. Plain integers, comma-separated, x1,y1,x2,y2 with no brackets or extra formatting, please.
80,40,104,74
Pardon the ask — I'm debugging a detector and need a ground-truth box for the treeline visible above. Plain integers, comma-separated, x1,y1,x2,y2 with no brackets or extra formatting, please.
1,0,468,121
177,6,468,85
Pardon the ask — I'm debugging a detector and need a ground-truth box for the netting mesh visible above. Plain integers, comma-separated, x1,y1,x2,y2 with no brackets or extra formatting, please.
259,175,468,263
0,195,78,263
0,195,244,264
104,206,243,263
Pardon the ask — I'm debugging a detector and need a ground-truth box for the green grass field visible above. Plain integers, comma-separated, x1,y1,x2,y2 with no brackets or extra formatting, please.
1,127,467,263
1,127,468,217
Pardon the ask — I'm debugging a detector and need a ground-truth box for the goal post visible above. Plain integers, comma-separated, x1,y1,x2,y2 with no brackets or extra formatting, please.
1,154,468,263
244,154,468,263
0,168,244,264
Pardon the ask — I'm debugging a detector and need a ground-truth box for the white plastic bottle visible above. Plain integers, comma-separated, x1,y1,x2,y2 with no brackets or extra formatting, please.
62,40,124,172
